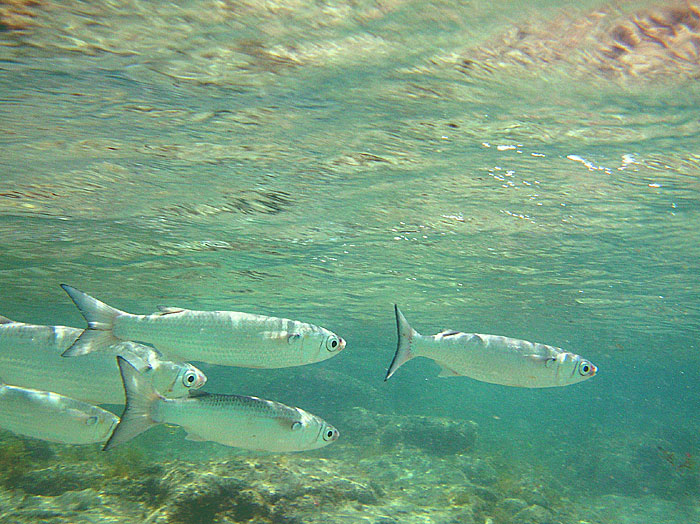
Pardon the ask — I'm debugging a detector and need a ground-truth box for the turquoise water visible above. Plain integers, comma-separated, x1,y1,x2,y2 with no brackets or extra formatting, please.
1,0,700,522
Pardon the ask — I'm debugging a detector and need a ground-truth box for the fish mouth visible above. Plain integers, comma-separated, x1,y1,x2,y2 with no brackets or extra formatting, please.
338,338,346,351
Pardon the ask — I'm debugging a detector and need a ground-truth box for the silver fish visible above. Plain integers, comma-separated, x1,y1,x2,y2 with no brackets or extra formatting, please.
60,285,346,368
0,379,118,444
385,306,597,388
105,357,339,452
0,315,207,404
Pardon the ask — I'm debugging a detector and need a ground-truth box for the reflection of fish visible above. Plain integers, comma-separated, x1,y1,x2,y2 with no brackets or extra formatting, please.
0,315,206,404
385,306,597,388
0,379,118,444
105,357,339,452
61,285,345,368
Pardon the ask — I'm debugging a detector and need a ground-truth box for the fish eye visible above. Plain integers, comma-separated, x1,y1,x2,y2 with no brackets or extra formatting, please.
579,360,593,376
86,416,98,426
183,371,198,387
323,427,338,441
291,421,302,431
325,336,341,352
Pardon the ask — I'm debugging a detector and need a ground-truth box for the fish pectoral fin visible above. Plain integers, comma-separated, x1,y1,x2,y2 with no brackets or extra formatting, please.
469,334,485,345
437,364,461,377
155,306,187,316
261,331,296,341
525,354,555,367
184,431,208,442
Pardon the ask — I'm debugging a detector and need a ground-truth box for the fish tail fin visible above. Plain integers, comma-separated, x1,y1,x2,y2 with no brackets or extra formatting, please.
103,356,162,451
385,305,418,381
60,284,124,357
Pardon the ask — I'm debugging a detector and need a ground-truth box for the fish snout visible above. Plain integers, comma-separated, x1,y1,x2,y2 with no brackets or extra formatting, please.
338,337,346,351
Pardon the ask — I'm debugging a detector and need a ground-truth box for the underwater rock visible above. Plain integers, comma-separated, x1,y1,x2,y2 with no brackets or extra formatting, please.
123,457,382,524
101,468,169,506
509,482,552,509
137,467,274,524
166,474,268,524
336,406,478,456
470,484,500,506
0,428,669,524
380,414,478,455
0,488,136,524
567,435,698,499
10,463,105,496
511,504,555,524
453,1,700,82
432,508,477,524
0,0,43,32
44,488,103,512
596,3,700,79
497,497,529,515
463,458,498,487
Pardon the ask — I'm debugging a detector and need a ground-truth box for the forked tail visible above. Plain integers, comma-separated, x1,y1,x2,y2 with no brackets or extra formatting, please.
103,356,162,451
384,305,418,381
60,284,124,357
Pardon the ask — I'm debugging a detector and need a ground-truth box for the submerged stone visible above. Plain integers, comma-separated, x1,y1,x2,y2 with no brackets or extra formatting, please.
497,497,529,515
338,407,478,456
511,504,556,524
381,415,478,455
11,464,104,496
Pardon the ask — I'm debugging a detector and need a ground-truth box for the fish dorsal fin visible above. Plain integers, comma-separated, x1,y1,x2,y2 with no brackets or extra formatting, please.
0,315,14,324
155,306,186,316
437,363,461,377
185,431,207,442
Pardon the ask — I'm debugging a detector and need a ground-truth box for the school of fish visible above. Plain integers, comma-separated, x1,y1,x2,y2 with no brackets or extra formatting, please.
0,285,597,452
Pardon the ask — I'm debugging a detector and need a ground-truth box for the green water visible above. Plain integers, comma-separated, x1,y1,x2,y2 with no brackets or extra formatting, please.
1,0,700,522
